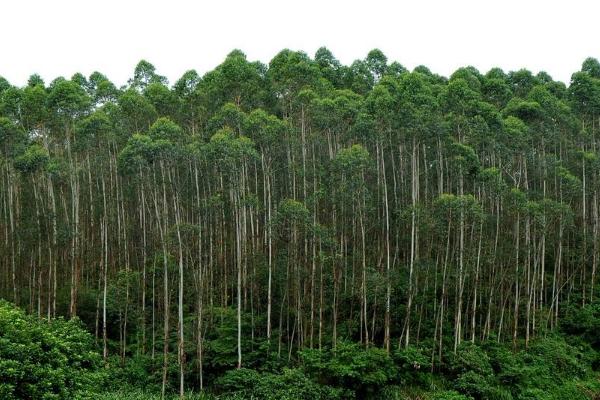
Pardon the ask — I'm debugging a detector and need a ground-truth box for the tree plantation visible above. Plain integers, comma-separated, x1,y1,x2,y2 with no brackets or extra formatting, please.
1,49,600,399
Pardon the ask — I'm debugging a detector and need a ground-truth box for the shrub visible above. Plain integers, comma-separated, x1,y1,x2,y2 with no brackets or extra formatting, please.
454,370,512,400
444,343,493,378
431,390,474,400
105,354,165,393
522,336,587,384
214,368,342,400
393,345,432,386
301,341,397,398
0,300,105,399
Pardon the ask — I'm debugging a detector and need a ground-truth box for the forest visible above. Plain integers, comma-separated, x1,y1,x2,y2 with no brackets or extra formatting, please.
1,49,600,399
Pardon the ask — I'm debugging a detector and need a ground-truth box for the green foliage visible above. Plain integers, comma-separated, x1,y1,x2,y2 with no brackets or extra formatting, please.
105,355,164,393
301,341,397,398
561,302,600,350
0,300,105,399
454,371,512,400
431,391,474,400
200,50,267,111
206,127,257,172
244,108,287,146
98,389,211,399
148,117,184,143
392,345,432,386
333,144,370,173
75,110,111,150
144,83,178,117
13,144,49,174
0,117,18,145
47,78,90,121
129,60,168,90
118,88,158,134
202,307,272,375
439,337,600,400
118,133,154,173
215,368,342,400
449,141,480,175
446,342,493,377
273,198,312,240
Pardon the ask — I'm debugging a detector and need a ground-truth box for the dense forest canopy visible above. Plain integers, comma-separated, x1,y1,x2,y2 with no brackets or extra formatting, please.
1,49,600,399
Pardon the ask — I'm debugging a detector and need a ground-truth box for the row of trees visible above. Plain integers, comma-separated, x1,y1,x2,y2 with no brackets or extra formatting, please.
1,49,600,396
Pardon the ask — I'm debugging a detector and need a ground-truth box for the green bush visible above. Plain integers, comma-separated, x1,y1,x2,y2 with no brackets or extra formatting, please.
510,335,588,396
203,307,271,374
430,390,474,400
301,341,397,398
454,370,512,400
393,345,432,386
213,368,261,394
97,389,213,399
560,302,600,346
437,338,599,400
105,354,165,393
482,342,521,388
525,336,587,380
0,300,105,399
214,368,342,399
445,343,493,378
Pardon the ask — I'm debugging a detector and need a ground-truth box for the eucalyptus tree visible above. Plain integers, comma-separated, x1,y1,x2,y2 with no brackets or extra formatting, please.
47,77,91,317
449,143,480,351
88,72,119,107
268,49,322,115
272,197,312,355
118,89,158,136
332,144,371,345
144,82,178,120
0,111,26,306
75,110,112,348
200,50,267,114
394,72,438,348
117,132,155,364
244,108,287,341
361,80,396,351
129,60,168,91
174,70,204,135
475,166,507,342
13,143,50,307
149,117,188,397
432,192,483,356
365,49,388,83
508,69,540,99
206,127,257,368
314,47,344,89
346,60,376,96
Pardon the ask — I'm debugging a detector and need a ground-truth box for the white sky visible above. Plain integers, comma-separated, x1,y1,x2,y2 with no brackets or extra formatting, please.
1,0,598,87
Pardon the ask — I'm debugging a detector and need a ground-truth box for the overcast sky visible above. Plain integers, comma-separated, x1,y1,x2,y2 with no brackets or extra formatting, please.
2,0,598,87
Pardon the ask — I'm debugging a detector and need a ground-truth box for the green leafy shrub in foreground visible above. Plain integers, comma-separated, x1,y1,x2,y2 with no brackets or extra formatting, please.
431,391,474,400
98,390,212,399
0,300,105,399
301,341,397,398
214,367,344,399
